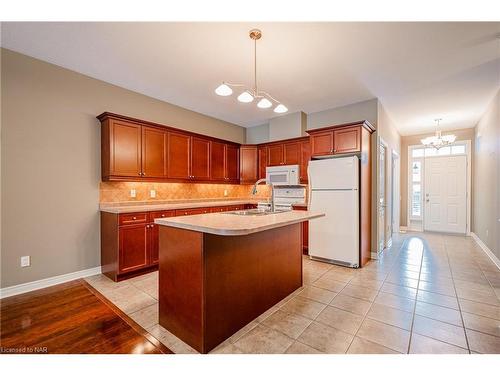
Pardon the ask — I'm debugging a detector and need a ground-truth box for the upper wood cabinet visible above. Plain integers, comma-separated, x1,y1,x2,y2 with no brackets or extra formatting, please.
99,112,241,183
190,137,210,180
299,139,311,184
167,132,191,179
258,146,268,180
210,141,226,181
142,126,167,179
224,144,239,182
283,142,300,165
240,145,258,184
334,126,361,154
310,130,334,156
105,119,142,178
307,121,374,158
267,144,284,166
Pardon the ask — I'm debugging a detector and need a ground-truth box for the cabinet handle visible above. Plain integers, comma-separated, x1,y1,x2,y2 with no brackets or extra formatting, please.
161,214,165,217
138,172,141,176
133,217,137,220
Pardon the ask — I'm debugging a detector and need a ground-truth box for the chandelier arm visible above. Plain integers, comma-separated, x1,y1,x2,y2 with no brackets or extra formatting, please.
260,90,281,104
223,81,246,87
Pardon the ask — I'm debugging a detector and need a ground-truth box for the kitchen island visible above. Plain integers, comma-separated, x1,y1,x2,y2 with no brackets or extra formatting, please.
154,210,324,353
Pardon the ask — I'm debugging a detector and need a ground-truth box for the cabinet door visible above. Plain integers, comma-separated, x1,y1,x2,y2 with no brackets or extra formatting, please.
258,146,268,180
149,211,176,266
224,144,239,181
210,141,226,181
333,127,361,154
119,224,149,274
240,146,258,184
142,126,167,178
175,208,206,216
190,137,210,180
167,132,191,179
300,140,311,184
267,144,284,166
310,131,334,156
283,142,300,165
110,120,142,177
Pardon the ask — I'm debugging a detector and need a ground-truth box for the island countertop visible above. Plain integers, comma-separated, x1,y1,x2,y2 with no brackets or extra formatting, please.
154,210,324,236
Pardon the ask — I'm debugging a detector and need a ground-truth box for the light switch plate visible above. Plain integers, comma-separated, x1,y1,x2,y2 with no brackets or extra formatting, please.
224,189,228,197
150,190,156,198
130,189,136,198
21,256,30,267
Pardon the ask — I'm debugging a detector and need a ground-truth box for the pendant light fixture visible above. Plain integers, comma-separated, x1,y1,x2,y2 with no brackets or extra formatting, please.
214,29,288,114
421,119,456,149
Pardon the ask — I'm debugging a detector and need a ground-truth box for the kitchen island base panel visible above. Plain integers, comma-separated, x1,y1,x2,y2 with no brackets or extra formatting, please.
158,223,303,353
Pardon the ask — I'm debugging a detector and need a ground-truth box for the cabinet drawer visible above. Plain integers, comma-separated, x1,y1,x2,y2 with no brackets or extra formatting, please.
119,212,149,226
225,205,245,211
210,206,227,213
175,208,206,216
150,210,176,220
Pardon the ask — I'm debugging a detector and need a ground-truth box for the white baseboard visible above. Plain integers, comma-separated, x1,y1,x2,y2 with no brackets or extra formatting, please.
471,232,500,270
0,266,102,299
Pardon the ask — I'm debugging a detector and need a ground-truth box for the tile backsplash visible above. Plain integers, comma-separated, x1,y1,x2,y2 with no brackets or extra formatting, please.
99,182,270,203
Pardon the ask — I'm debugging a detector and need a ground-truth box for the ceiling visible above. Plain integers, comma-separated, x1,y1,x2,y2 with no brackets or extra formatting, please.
2,22,499,135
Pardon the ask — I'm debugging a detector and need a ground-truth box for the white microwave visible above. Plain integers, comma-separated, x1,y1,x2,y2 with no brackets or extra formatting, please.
266,165,300,186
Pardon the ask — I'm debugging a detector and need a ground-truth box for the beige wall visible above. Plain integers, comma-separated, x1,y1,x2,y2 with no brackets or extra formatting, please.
246,123,269,144
307,98,378,130
0,49,245,288
377,102,401,251
473,90,499,259
399,127,475,227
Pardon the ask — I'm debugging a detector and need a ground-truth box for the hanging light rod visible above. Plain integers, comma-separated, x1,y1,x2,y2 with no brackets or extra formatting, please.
214,29,288,114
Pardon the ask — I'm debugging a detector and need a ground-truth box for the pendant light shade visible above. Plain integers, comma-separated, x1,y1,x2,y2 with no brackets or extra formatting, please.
420,119,456,149
273,104,288,113
237,91,254,103
215,83,233,96
257,98,272,109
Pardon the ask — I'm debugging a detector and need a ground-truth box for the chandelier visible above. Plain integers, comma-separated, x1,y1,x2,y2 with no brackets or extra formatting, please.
421,119,456,149
214,29,288,114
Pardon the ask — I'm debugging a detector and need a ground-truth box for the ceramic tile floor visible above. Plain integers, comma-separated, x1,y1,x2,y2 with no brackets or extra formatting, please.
85,232,500,354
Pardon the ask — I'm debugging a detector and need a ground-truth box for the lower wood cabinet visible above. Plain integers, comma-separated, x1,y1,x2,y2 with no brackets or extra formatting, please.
101,204,247,281
293,205,309,255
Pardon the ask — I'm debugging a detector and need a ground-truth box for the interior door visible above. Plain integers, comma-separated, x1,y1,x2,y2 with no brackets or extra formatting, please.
378,143,386,253
424,155,467,234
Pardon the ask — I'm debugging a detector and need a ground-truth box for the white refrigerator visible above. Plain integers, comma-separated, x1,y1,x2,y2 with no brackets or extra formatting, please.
308,156,359,267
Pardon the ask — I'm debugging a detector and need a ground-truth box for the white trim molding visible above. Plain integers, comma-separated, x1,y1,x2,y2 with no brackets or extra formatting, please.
471,232,500,270
0,266,102,299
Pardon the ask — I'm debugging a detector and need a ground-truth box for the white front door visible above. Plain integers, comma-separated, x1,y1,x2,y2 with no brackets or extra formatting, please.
424,155,467,234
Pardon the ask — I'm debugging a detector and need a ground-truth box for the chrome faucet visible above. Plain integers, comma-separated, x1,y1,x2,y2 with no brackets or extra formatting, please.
251,178,275,212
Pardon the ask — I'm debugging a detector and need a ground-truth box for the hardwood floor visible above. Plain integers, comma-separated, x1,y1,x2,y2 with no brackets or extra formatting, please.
0,279,172,354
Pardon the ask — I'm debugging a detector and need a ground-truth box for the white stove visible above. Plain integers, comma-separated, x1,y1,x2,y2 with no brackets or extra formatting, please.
257,186,306,211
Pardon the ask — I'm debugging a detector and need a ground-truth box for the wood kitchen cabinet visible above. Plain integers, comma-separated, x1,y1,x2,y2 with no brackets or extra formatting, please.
308,122,371,157
99,112,241,184
190,137,210,180
258,146,268,180
283,142,301,165
267,144,284,166
142,126,167,179
239,145,258,184
119,224,149,274
103,119,142,178
167,131,191,179
299,139,311,184
293,205,309,254
210,141,226,181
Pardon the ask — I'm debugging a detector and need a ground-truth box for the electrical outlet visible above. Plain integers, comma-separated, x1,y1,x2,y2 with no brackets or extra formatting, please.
21,256,30,268
130,189,136,198
150,190,156,198
223,189,228,197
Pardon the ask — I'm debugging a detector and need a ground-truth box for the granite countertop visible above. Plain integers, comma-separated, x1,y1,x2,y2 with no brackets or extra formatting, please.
99,198,265,214
154,210,324,236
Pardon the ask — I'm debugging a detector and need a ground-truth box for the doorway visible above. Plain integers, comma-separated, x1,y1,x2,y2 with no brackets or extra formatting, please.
391,151,400,234
424,155,467,234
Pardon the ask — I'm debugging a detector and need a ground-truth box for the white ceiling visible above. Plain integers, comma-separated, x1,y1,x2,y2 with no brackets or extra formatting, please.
2,22,499,135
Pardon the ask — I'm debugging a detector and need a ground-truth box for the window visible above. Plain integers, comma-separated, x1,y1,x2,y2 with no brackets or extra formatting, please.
451,145,466,154
411,161,422,218
412,148,424,157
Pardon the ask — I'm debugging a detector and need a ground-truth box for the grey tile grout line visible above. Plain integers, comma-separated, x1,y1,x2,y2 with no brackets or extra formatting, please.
443,239,471,354
343,237,406,354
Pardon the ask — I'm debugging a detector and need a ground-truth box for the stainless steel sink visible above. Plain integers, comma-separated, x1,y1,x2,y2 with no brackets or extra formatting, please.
225,209,286,216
